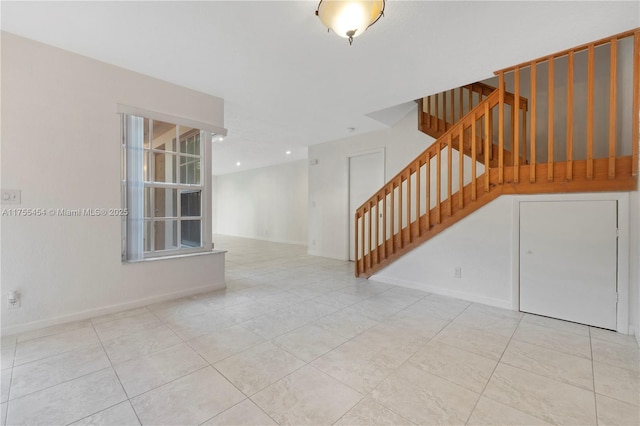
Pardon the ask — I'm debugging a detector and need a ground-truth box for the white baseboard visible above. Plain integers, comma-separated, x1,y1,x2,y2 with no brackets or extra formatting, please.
1,281,226,337
306,249,348,261
370,274,513,311
215,234,307,246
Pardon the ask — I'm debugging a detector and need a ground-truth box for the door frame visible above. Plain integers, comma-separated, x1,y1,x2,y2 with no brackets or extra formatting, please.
346,148,386,262
511,192,630,333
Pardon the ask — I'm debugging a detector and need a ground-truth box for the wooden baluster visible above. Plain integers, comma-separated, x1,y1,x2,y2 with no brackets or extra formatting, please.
374,197,380,264
548,57,555,182
436,142,442,223
359,208,365,273
416,161,421,237
468,87,473,114
426,96,431,130
390,184,395,254
587,44,595,179
567,51,574,181
514,67,520,182
522,106,527,165
447,134,453,216
471,112,477,201
435,93,440,133
418,98,424,132
459,87,463,122
367,204,372,270
458,124,464,209
382,190,387,260
425,154,431,230
488,107,494,161
398,178,404,248
608,38,617,179
443,92,448,130
355,211,360,275
498,71,505,183
484,103,491,191
634,31,640,176
530,61,537,182
407,171,412,243
450,89,455,127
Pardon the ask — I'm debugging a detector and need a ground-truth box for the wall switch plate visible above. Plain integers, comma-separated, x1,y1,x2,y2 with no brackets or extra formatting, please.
1,189,21,204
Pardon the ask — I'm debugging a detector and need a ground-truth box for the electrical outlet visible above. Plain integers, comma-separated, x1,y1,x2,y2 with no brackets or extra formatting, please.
454,267,462,279
1,189,21,204
7,291,20,309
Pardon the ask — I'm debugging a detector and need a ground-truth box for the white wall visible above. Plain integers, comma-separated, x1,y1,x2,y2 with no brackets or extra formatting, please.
1,33,226,335
213,160,308,245
372,192,636,336
308,105,435,260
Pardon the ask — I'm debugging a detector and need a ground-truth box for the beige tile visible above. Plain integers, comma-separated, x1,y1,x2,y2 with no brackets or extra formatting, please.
592,338,640,372
1,369,10,403
593,361,640,406
70,401,140,425
13,326,100,366
215,301,277,323
114,343,208,397
513,322,592,359
403,294,470,321
188,325,265,364
272,324,349,362
238,309,316,340
10,343,110,399
204,399,276,425
408,340,497,393
312,291,368,309
434,323,510,361
596,394,640,426
467,396,551,425
16,320,93,343
0,339,15,370
252,365,362,425
483,363,597,425
521,313,590,336
162,310,238,340
591,328,639,347
146,296,211,322
334,396,413,425
100,322,182,364
501,339,594,390
93,311,161,341
6,368,126,425
371,363,479,425
384,312,448,339
451,307,520,337
90,307,150,325
213,342,305,396
131,366,244,425
313,309,379,339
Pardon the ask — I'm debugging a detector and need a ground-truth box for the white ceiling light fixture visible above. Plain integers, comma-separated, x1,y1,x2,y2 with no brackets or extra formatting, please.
315,0,385,45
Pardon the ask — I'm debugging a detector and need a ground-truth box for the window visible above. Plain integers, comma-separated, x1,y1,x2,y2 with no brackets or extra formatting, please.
121,112,217,261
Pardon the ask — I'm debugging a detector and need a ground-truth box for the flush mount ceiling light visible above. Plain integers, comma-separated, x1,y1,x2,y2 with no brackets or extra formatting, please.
315,0,385,45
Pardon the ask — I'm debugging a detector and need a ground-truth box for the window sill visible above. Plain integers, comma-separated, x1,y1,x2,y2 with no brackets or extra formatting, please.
124,249,226,264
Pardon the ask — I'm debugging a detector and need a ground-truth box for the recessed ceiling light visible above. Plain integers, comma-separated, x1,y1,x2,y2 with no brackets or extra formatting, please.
236,162,241,166
286,150,291,155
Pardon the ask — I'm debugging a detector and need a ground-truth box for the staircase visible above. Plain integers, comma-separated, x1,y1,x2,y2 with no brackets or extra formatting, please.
355,28,639,278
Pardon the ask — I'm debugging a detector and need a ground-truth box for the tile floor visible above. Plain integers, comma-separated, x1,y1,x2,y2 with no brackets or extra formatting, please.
1,235,638,425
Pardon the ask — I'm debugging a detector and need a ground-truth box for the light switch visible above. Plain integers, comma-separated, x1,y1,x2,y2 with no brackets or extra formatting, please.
1,189,21,204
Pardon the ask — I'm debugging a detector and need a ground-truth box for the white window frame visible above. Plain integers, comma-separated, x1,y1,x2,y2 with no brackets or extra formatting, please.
119,106,226,262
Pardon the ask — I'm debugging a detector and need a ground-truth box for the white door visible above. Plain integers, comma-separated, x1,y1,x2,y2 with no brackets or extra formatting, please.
349,152,384,261
519,200,618,329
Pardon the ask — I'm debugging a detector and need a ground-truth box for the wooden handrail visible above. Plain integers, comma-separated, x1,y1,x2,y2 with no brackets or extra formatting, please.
495,28,638,74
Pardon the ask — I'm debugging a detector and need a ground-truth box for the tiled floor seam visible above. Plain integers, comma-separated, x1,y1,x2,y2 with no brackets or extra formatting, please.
462,308,549,425
589,327,600,426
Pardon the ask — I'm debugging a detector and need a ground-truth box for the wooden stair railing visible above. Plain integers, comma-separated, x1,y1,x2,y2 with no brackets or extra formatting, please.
355,28,639,278
419,82,529,168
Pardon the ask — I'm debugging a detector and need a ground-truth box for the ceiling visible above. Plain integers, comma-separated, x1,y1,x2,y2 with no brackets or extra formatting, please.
2,1,638,175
